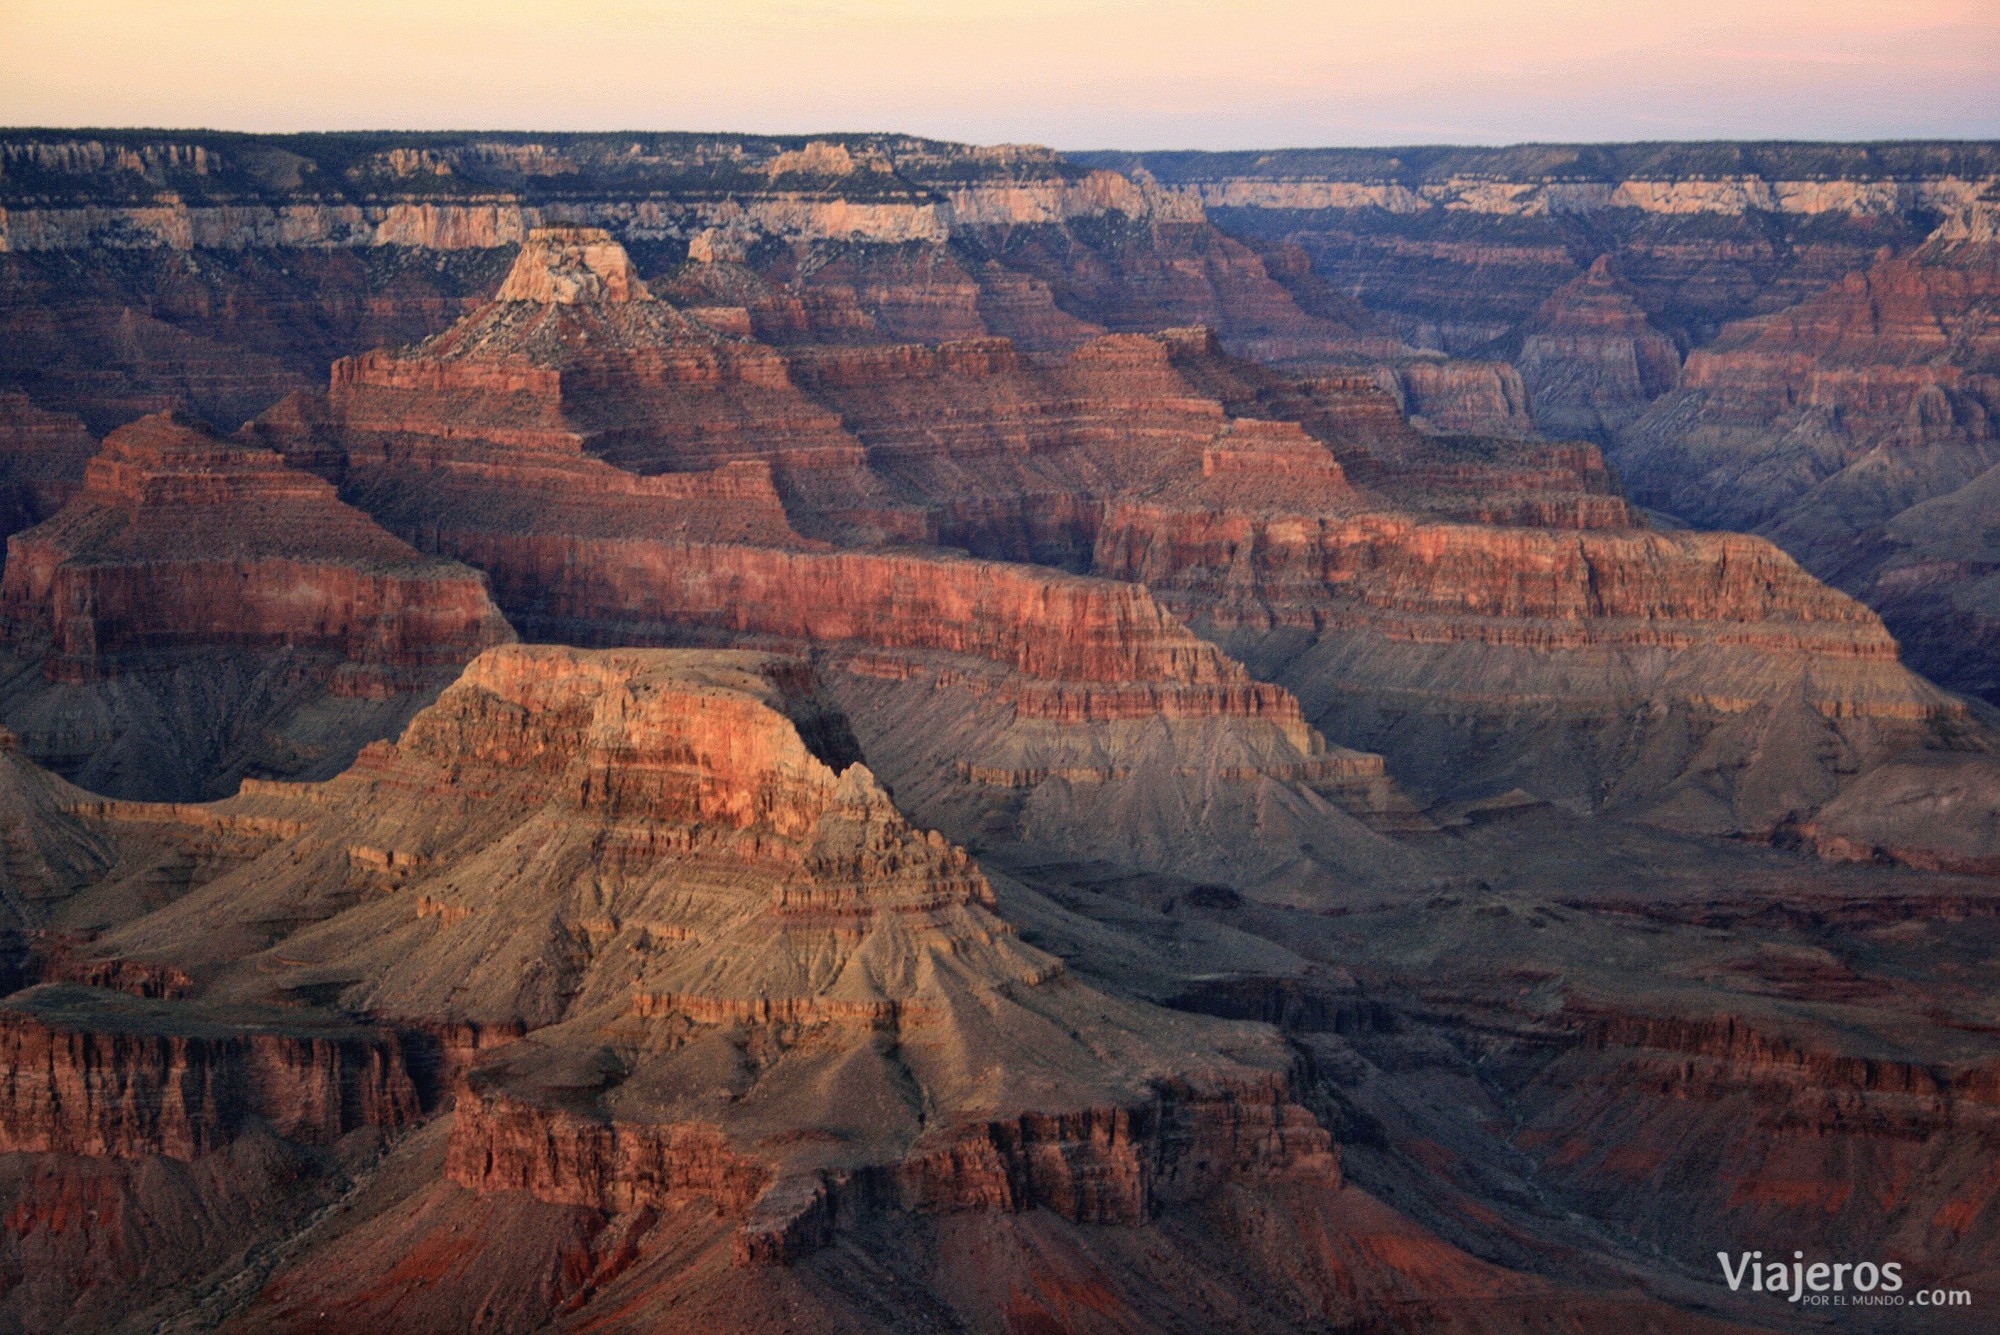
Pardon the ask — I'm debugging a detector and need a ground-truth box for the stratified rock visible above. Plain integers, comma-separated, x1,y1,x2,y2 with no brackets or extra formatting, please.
0,983,417,1158
252,237,1423,891
0,410,514,799
254,227,2000,870
2,410,512,682
1618,233,2000,702
1372,356,1536,435
73,645,1338,1263
0,391,94,542
1513,255,1680,440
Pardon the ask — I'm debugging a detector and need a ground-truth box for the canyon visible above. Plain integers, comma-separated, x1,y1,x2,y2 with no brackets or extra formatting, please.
0,131,1996,1333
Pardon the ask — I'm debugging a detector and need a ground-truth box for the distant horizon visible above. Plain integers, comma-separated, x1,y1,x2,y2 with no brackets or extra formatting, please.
6,1,1995,150
4,126,1999,156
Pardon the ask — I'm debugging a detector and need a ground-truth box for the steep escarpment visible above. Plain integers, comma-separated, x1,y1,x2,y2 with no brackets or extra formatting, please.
1233,864,2000,1335
0,647,1789,1335
0,410,513,799
1,410,511,679
1617,233,2000,702
17,131,2000,1335
0,130,1546,436
0,984,417,1158
1111,497,1983,835
1070,347,1989,843
317,227,899,541
258,226,2000,869
1089,142,1995,340
1513,1002,2000,1311
1090,143,1995,447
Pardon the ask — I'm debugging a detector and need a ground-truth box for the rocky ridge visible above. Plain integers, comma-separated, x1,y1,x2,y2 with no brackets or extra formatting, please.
0,410,513,798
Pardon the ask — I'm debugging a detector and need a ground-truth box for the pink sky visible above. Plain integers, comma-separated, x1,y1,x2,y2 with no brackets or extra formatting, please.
4,0,1996,147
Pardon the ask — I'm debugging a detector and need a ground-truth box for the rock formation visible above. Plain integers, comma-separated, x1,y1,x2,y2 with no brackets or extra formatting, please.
8,134,2000,1335
0,391,94,542
0,648,1777,1334
251,229,1427,892
1617,231,2000,702
0,410,514,799
1,130,1541,438
1511,255,1681,441
244,225,2000,871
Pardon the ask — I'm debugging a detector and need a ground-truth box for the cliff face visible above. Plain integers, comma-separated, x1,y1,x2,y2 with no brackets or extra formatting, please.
243,226,2000,866
246,231,1430,891
0,131,1541,437
1091,143,1990,448
1616,237,2000,702
1,410,513,681
0,409,514,800
13,134,2000,1335
1094,465,1984,836
0,985,417,1158
1512,255,1681,441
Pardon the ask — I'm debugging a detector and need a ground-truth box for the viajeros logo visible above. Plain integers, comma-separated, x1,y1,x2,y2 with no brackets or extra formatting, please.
1718,1252,1972,1309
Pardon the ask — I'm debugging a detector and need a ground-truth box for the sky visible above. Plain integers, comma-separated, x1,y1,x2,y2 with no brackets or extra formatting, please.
3,0,1997,149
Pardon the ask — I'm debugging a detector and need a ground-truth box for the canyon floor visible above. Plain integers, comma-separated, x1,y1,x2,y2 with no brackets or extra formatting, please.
0,132,1997,1333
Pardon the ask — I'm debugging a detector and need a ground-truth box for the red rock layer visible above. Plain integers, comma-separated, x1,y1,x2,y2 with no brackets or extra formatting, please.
782,330,1355,558
1617,240,2000,702
321,229,908,541
1515,1005,2000,1287
448,1068,1338,1269
1099,495,1906,663
1512,254,1681,441
0,391,94,541
0,409,514,686
250,228,1979,861
954,214,1393,371
1624,245,2000,529
44,645,1332,1270
0,985,418,1159
412,538,1307,730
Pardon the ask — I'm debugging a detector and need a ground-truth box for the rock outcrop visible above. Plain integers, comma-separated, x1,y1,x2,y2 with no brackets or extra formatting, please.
0,410,514,799
1512,255,1681,440
246,226,2000,866
1,410,512,683
13,131,2000,1335
55,645,1338,1263
251,233,1425,890
1617,235,2000,703
0,984,418,1158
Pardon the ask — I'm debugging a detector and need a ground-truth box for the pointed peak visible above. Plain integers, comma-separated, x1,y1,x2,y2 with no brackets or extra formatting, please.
494,226,652,304
101,408,239,457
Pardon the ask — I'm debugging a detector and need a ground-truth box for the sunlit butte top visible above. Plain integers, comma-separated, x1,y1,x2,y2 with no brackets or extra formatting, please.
3,0,1997,147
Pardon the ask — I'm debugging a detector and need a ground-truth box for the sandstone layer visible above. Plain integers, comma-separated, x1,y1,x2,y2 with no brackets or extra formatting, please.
247,227,2000,868
0,410,514,798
